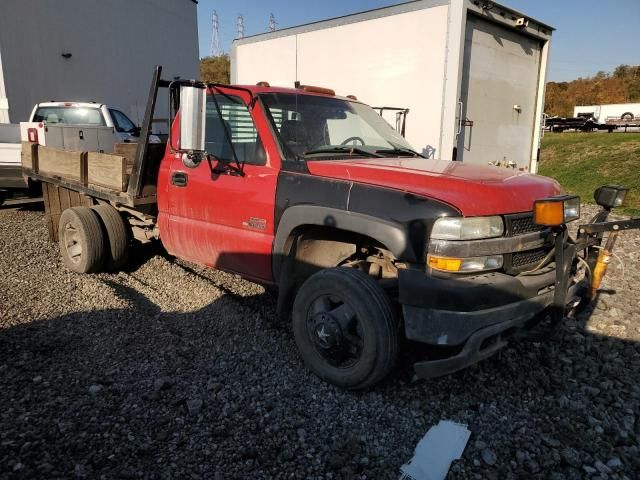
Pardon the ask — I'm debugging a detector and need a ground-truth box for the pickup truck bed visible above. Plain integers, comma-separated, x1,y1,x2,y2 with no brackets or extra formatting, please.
0,124,24,190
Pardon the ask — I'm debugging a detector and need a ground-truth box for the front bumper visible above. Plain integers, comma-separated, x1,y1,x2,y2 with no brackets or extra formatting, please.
399,266,582,379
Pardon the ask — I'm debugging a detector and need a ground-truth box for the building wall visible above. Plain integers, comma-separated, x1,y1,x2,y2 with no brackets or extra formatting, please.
0,0,199,126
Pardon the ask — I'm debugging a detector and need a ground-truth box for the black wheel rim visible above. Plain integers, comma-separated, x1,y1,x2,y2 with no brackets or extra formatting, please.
63,223,82,264
306,294,364,368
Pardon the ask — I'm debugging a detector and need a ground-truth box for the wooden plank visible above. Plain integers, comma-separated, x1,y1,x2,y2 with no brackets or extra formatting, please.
20,142,39,171
48,184,61,215
69,190,81,207
114,143,137,175
42,183,57,242
87,152,128,192
38,147,87,183
60,186,71,212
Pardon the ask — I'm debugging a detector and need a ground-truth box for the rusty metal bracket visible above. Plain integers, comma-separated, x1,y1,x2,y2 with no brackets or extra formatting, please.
578,218,640,235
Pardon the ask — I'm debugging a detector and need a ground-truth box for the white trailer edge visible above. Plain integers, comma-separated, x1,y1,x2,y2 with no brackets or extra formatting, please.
232,0,553,172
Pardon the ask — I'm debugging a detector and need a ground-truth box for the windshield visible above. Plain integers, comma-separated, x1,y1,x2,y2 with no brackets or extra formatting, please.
33,107,105,126
260,93,414,161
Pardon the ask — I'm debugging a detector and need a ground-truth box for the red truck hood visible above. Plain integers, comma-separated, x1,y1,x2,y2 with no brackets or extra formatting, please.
306,158,563,216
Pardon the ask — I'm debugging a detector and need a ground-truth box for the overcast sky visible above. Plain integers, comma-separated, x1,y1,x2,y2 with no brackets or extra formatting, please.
196,0,639,82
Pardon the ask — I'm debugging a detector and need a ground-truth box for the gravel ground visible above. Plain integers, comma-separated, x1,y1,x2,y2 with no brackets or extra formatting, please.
0,203,639,480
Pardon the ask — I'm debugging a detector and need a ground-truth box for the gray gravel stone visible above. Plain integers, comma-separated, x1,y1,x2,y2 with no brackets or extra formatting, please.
0,204,639,479
481,448,497,466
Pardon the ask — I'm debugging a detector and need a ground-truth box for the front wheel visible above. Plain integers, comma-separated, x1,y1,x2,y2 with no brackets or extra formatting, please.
292,268,398,389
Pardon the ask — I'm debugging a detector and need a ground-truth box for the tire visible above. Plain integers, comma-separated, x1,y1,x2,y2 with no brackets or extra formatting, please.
292,267,398,389
58,207,105,273
621,112,634,121
91,204,129,271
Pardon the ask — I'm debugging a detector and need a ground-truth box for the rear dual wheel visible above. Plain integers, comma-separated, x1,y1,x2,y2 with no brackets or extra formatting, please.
292,267,399,389
58,205,128,273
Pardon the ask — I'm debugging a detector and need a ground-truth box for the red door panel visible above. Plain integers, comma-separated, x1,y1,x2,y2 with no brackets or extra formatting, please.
157,88,282,283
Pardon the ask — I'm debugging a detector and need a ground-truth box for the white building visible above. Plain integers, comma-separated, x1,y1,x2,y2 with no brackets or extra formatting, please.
232,0,554,171
0,0,199,126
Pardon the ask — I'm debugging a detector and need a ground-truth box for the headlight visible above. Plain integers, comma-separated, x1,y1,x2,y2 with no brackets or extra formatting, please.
431,216,504,240
428,254,503,272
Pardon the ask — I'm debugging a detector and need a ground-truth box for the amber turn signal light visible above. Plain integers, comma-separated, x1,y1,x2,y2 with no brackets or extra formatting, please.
298,84,336,96
533,195,580,226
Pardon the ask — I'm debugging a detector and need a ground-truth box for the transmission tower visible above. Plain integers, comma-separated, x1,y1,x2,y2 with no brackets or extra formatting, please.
269,13,277,32
236,14,245,39
209,11,221,56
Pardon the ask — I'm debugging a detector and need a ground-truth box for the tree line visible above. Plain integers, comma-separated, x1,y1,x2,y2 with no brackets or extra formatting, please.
545,65,640,117
199,56,640,119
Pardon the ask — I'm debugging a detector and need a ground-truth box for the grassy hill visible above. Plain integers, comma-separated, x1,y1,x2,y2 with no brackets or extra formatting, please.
538,132,640,217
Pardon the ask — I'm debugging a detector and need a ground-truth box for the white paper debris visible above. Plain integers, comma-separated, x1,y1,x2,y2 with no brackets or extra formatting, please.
399,420,471,480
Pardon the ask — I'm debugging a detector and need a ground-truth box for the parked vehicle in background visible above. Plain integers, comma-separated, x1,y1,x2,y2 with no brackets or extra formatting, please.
22,67,640,389
0,124,25,203
574,103,640,124
544,114,615,133
232,0,554,171
28,102,162,144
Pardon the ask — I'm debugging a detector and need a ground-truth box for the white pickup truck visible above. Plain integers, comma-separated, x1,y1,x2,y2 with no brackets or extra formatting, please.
0,102,160,202
0,124,23,200
29,102,161,144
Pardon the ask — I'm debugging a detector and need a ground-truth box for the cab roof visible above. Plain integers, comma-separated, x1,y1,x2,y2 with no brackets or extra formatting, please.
217,84,361,103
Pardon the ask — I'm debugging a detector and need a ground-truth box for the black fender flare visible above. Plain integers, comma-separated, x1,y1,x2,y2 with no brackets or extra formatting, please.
272,205,413,282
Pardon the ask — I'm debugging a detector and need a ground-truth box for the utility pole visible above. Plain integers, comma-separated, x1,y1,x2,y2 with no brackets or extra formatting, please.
237,14,245,39
269,13,277,32
209,11,221,56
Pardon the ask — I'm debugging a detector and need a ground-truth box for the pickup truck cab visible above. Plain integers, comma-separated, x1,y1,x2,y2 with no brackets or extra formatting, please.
29,102,161,143
24,69,639,389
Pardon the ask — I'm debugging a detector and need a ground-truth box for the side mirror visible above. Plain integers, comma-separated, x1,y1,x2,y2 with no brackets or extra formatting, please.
179,85,206,152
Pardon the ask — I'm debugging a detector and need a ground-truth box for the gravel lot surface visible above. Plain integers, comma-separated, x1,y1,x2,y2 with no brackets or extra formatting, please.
0,203,639,479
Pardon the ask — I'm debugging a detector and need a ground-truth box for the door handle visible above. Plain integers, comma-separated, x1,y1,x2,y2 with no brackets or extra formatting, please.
171,172,188,187
456,100,464,137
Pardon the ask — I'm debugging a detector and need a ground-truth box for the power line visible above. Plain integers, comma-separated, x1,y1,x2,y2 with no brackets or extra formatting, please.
269,13,277,32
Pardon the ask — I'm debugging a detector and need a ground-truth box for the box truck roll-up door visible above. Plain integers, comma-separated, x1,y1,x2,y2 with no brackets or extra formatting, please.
456,15,542,169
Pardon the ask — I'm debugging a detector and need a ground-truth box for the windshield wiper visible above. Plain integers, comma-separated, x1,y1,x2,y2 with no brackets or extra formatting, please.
303,146,383,158
375,147,426,158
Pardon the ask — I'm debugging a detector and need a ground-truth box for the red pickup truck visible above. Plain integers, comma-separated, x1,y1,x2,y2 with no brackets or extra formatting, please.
25,67,638,389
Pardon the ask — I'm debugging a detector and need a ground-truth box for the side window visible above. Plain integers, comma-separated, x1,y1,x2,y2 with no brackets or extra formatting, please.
109,109,136,133
205,94,266,166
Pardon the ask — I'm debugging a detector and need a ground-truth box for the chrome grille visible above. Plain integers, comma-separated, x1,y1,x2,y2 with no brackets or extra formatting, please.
503,213,551,273
511,248,548,268
505,213,542,237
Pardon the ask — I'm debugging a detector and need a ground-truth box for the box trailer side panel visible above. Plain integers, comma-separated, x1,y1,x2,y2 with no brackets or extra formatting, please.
455,14,543,169
232,36,298,88
295,7,449,157
233,5,450,158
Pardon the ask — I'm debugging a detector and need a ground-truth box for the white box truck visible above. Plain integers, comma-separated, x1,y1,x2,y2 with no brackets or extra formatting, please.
232,0,553,172
574,103,640,124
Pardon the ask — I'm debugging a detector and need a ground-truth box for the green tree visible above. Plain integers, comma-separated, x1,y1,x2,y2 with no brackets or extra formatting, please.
200,55,231,84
